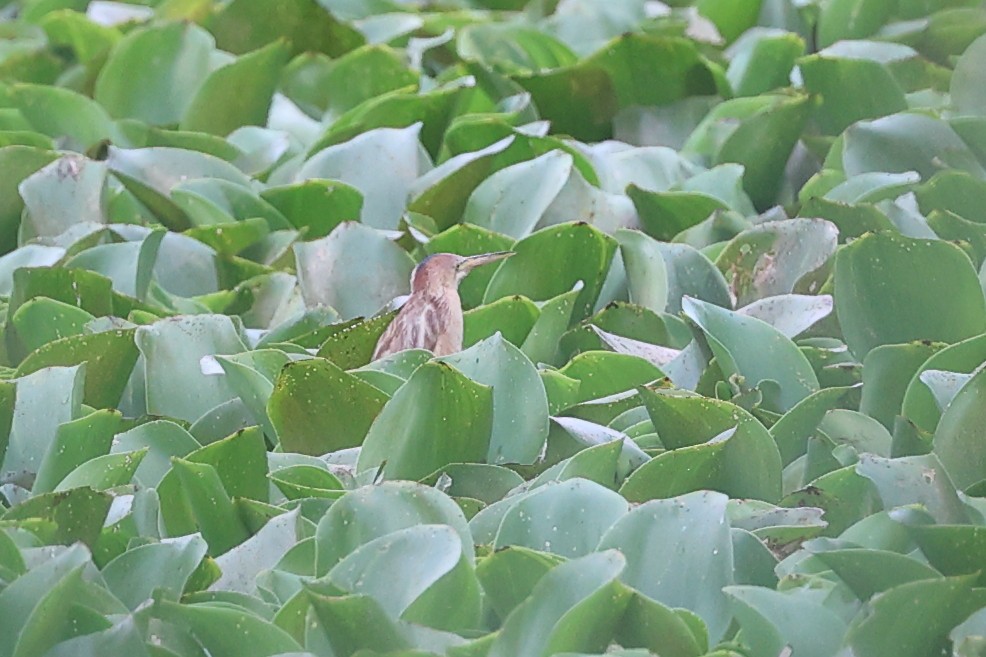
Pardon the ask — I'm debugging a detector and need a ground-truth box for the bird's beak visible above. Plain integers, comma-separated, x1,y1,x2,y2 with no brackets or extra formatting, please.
456,251,514,273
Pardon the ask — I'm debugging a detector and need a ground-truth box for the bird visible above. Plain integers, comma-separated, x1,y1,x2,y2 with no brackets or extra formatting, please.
372,251,514,360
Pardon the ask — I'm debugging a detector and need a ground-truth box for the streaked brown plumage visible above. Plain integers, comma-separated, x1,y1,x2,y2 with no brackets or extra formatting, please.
372,251,513,360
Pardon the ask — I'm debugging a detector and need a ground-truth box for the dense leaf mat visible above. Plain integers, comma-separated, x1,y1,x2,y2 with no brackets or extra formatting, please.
0,0,985,655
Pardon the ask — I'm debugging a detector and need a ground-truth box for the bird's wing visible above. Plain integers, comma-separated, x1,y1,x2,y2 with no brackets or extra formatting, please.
372,296,442,359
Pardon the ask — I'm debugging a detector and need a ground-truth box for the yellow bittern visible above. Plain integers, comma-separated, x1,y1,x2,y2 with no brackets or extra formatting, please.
372,251,514,359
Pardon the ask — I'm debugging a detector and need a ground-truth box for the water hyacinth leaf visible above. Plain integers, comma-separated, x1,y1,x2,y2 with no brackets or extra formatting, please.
171,458,250,555
110,419,201,488
933,366,986,490
52,445,146,491
952,33,986,118
315,481,474,575
94,22,215,125
724,585,846,657
305,591,411,656
211,0,364,58
18,155,107,240
181,41,289,136
843,113,986,179
267,358,389,455
683,297,818,412
11,565,127,657
627,186,727,242
23,403,112,495
0,146,59,252
294,222,414,320
900,333,986,435
599,491,733,642
476,546,565,622
151,597,303,656
297,124,426,230
16,328,139,409
214,508,301,595
270,464,344,500
725,29,804,97
856,453,969,524
859,341,942,431
834,232,986,359
520,283,583,366
315,311,398,370
9,83,116,150
261,180,363,239
102,534,208,610
799,49,908,135
463,295,540,347
492,478,629,557
66,230,164,302
136,315,246,424
1,365,83,490
457,23,578,73
487,550,629,657
558,351,663,403
324,523,481,632
358,362,494,481
616,228,669,314
736,294,833,339
2,486,111,546
438,334,549,465
845,575,985,657
463,150,573,239
486,222,618,322
715,219,838,307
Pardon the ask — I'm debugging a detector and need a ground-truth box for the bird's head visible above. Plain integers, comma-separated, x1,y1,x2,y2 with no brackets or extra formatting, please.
411,251,514,292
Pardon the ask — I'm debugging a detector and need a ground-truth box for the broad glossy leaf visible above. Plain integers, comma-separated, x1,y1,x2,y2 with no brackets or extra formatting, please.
110,419,200,488
323,523,481,631
315,481,474,576
94,22,215,125
488,550,629,657
475,546,565,622
170,458,250,555
297,124,426,230
214,508,300,595
724,585,846,657
952,33,986,118
834,232,986,359
856,453,969,524
152,597,303,656
683,297,818,412
600,490,733,642
438,334,548,465
294,222,414,320
715,219,838,307
358,362,494,481
492,478,628,557
136,315,246,424
182,41,288,136
211,0,364,57
18,155,107,240
3,486,111,546
103,534,208,609
843,113,986,179
933,366,986,490
9,83,115,150
267,357,388,455
726,29,803,97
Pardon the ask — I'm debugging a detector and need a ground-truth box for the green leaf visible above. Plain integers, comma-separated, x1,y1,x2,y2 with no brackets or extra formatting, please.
102,534,208,609
724,585,846,657
683,297,819,412
3,487,111,546
170,458,250,555
485,222,617,322
492,478,629,557
55,448,146,492
856,453,969,524
268,358,389,455
94,22,215,124
315,481,474,576
182,41,289,136
135,315,246,424
211,0,364,58
261,180,362,239
845,575,986,657
0,146,58,253
726,29,804,97
214,508,300,594
952,33,986,117
31,409,119,494
843,113,986,179
324,523,481,632
293,222,415,320
9,83,115,150
152,597,303,656
933,366,986,489
476,546,565,622
818,0,897,47
834,232,986,359
438,334,548,465
488,550,629,657
358,362,494,481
